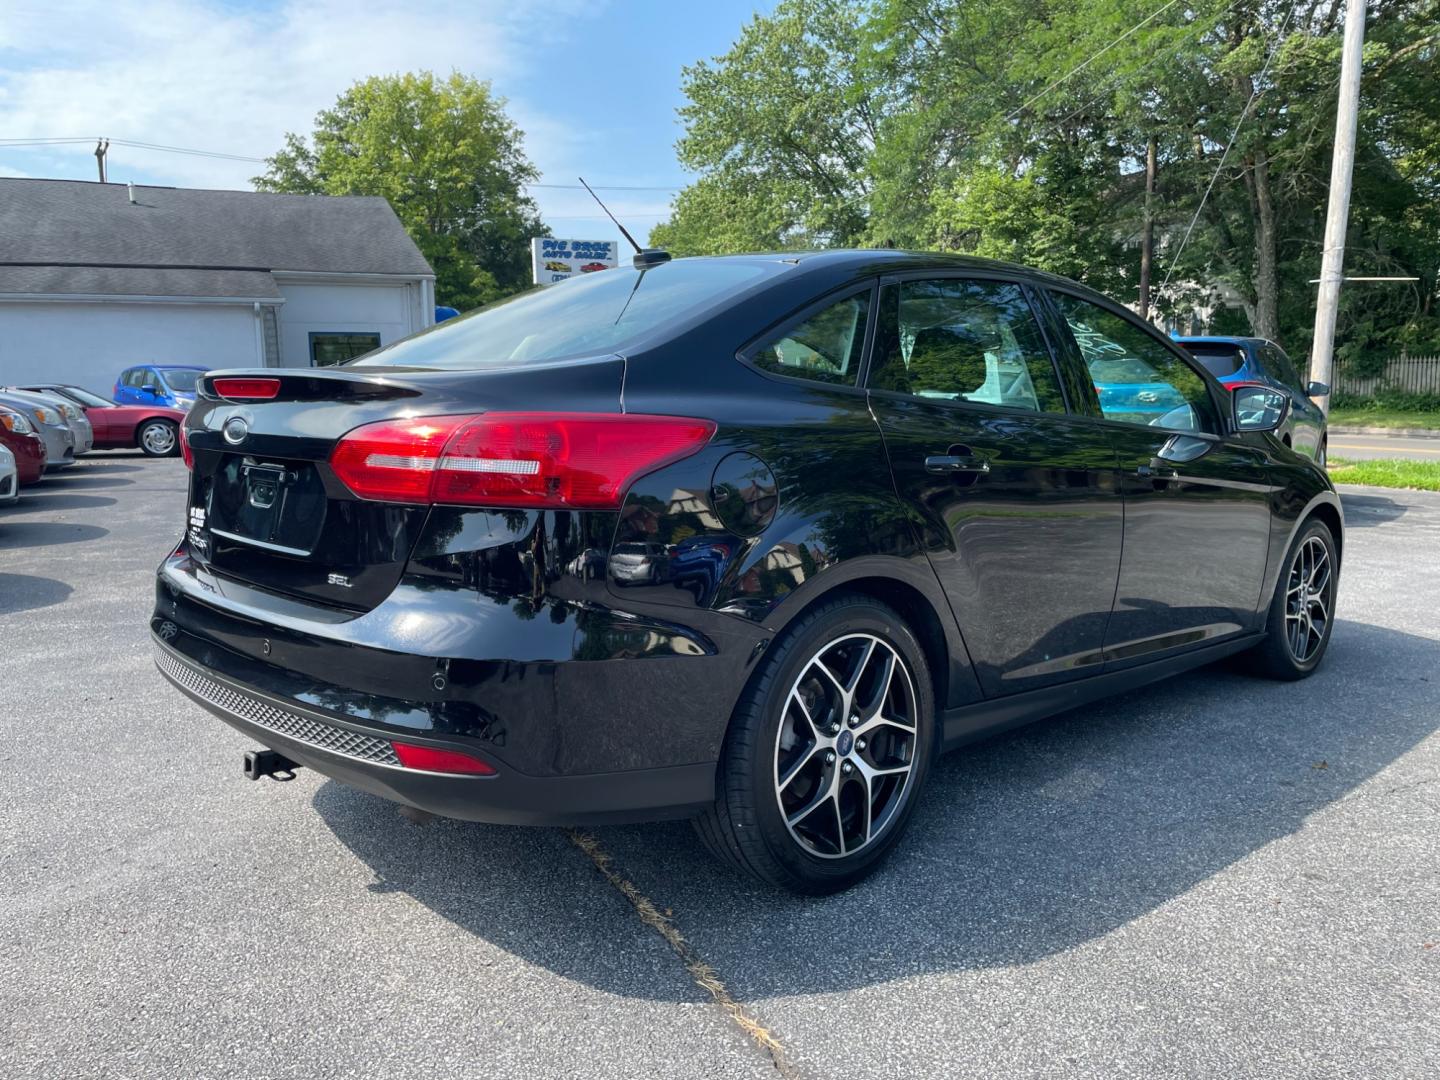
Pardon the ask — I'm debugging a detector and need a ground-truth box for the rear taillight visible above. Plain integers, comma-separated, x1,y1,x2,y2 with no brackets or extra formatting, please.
179,425,193,469
329,412,716,509
212,377,281,401
392,741,497,776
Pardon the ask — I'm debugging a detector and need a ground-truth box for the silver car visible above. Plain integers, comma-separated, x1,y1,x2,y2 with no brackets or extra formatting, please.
0,443,17,505
3,387,92,456
0,390,74,470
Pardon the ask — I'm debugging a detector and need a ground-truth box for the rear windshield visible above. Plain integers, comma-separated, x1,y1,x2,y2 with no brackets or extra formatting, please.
351,259,784,370
161,369,201,391
1181,346,1245,378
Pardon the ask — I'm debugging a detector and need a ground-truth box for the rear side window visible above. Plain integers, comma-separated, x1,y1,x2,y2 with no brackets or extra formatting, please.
869,278,1066,413
749,290,870,386
1183,346,1246,378
351,259,785,370
1261,344,1305,393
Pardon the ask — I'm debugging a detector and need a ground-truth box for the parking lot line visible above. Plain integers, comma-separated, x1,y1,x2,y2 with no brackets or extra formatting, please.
567,829,799,1079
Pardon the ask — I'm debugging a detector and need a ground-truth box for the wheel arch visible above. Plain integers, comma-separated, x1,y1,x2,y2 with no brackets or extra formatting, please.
758,558,981,713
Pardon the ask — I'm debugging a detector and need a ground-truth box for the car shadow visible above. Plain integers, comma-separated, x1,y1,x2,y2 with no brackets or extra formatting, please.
0,521,108,548
312,618,1437,1000
0,572,73,615
5,492,117,513
43,473,134,489
1339,491,1408,527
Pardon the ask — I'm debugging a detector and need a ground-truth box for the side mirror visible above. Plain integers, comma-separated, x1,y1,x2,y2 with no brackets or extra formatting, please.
1305,381,1330,398
141,383,159,395
1232,383,1290,433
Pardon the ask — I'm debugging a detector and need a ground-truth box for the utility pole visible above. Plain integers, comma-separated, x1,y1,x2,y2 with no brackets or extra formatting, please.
1308,0,1367,416
94,138,109,183
1138,134,1157,321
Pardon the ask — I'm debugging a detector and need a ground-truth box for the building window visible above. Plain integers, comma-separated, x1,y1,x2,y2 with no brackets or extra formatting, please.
309,332,381,367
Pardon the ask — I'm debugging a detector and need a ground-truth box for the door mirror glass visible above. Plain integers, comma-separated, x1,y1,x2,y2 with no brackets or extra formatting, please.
1305,380,1330,398
1232,385,1289,432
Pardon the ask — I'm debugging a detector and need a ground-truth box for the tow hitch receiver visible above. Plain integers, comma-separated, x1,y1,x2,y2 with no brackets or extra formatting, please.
243,749,300,782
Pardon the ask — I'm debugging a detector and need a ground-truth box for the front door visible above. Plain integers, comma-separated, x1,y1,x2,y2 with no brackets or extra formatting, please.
867,276,1124,696
1047,291,1273,666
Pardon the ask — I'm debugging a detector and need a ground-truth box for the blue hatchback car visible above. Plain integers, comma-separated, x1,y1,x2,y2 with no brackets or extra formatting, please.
1175,336,1330,464
114,364,207,409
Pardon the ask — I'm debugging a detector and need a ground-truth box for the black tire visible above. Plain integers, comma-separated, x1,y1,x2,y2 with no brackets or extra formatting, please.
137,419,179,457
694,594,936,894
1248,518,1338,680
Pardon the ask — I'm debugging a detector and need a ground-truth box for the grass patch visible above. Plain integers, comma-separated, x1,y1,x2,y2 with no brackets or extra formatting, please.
1327,408,1440,431
1327,457,1440,491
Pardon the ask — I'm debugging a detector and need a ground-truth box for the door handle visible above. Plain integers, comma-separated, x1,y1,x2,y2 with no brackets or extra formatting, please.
926,454,991,475
1136,464,1179,480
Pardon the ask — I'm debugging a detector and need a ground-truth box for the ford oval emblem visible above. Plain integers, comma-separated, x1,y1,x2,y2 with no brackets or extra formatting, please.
222,416,249,445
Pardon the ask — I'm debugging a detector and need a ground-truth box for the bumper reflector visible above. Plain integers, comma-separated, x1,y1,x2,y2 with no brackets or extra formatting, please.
392,741,497,776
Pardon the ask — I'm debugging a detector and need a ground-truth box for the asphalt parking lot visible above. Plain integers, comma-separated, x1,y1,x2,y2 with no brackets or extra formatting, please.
2,456,1436,1079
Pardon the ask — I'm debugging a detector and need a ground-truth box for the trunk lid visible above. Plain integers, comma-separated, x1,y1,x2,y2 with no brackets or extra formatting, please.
183,361,625,611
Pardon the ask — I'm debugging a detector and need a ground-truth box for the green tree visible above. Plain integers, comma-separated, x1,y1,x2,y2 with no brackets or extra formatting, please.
255,71,546,309
656,0,1440,367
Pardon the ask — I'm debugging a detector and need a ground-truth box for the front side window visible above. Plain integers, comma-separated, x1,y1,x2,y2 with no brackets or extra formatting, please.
1052,293,1217,433
310,333,382,367
869,278,1066,413
749,291,870,386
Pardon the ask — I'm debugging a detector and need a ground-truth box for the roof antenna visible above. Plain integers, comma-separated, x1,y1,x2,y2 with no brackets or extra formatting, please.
578,176,671,270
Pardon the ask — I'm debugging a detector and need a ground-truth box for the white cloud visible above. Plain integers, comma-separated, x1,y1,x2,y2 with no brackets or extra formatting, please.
0,0,599,190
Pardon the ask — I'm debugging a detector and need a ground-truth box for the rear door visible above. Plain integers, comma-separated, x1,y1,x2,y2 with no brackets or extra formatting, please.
1260,342,1324,460
1045,291,1273,666
866,274,1123,696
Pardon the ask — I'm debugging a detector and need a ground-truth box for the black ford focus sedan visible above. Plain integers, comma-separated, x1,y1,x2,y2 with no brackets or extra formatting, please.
153,250,1342,893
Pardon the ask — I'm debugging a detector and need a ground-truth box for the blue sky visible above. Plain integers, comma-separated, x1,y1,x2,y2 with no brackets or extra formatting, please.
0,0,775,245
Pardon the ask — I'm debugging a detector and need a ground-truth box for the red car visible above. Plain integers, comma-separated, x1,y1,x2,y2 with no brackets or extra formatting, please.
19,384,187,457
0,405,48,485
579,262,610,273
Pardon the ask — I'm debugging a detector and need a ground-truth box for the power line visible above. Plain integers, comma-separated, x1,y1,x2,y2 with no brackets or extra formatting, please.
1002,0,1185,124
1158,5,1296,292
0,136,681,192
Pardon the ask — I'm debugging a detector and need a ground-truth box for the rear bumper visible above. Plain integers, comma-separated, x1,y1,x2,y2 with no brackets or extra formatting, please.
153,637,715,825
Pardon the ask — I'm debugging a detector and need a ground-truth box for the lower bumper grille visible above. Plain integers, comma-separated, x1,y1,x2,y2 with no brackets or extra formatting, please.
155,646,401,766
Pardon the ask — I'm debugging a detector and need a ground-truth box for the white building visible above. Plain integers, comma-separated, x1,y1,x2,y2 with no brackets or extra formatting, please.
0,178,435,396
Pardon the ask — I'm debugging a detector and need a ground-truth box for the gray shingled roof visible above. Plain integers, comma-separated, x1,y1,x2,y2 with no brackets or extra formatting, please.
0,178,433,299
0,264,280,299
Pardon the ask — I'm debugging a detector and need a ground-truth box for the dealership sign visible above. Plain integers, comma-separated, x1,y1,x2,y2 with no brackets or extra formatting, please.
531,238,620,285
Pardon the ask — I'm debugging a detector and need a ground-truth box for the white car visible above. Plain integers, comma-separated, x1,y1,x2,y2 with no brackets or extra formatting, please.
0,443,18,505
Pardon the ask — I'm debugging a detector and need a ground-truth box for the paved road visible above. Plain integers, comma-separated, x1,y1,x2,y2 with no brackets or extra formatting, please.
2,456,1437,1079
1329,430,1440,461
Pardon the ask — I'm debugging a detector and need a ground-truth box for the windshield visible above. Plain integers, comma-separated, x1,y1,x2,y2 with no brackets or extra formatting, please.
351,259,785,370
160,369,201,392
55,385,114,408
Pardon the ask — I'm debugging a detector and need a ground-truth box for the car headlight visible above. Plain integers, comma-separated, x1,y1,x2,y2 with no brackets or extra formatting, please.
33,406,59,425
0,410,35,434
60,403,82,420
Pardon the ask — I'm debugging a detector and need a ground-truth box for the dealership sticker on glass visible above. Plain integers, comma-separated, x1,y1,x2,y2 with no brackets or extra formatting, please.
530,238,620,285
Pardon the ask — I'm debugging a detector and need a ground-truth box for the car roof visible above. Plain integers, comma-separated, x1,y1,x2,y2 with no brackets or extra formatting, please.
1175,335,1273,348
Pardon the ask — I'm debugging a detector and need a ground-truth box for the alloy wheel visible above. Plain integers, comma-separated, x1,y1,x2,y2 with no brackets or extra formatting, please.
142,422,176,455
1285,535,1332,663
773,633,918,859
